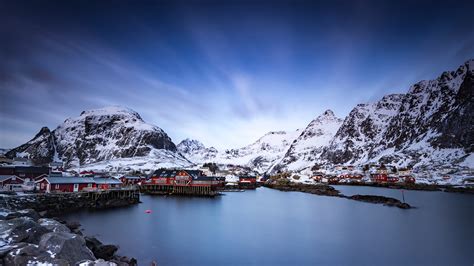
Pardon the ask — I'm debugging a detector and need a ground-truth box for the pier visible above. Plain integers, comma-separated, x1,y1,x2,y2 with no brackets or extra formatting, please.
140,184,219,196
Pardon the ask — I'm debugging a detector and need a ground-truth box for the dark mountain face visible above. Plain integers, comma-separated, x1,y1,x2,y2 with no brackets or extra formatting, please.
6,127,55,165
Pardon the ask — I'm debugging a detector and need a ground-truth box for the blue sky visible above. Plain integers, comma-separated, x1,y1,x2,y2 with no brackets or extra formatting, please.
1,0,473,150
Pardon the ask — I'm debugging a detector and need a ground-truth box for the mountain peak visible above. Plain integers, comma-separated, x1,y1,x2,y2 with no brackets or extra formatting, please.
177,138,206,153
34,127,51,139
79,106,142,120
321,109,335,117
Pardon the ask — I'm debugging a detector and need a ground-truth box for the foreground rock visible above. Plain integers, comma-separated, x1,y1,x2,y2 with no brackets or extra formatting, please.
0,208,137,265
264,181,412,209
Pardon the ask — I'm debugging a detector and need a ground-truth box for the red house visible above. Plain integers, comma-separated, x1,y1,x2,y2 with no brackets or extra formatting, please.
119,176,144,185
387,175,400,183
93,177,123,190
0,175,24,191
404,176,416,184
238,175,257,189
36,176,95,193
371,173,388,183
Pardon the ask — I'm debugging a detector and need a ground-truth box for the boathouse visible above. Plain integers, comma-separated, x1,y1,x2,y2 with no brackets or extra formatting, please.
0,175,24,191
36,176,95,193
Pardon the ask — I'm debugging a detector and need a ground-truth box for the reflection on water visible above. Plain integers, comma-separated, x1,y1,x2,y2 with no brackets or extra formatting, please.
62,187,474,266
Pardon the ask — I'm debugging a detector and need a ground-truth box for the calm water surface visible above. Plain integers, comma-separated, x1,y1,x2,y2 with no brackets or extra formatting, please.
62,187,474,266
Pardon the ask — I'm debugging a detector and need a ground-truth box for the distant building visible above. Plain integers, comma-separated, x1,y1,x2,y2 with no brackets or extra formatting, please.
0,175,24,191
238,176,257,189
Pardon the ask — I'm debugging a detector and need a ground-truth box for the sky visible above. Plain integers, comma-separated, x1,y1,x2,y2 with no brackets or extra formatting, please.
1,0,473,150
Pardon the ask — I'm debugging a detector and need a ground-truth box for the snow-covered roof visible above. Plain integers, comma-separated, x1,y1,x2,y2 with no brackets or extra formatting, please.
39,176,95,184
93,178,123,185
0,175,22,182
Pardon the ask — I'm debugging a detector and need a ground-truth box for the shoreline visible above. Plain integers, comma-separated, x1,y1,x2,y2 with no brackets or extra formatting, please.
263,182,412,209
331,181,474,194
0,207,138,265
0,192,140,265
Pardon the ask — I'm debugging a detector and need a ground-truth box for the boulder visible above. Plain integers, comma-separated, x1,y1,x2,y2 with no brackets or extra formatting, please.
66,220,81,230
1,217,50,244
94,245,118,260
39,218,71,233
1,209,40,221
85,236,103,251
3,243,69,266
77,258,118,266
39,232,96,264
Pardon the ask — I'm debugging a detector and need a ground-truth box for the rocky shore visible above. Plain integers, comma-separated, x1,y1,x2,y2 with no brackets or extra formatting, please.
264,182,412,209
334,182,474,194
0,190,140,217
0,208,137,265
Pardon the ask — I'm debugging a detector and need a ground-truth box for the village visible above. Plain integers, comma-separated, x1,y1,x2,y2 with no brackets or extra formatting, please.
1,158,473,196
0,162,260,196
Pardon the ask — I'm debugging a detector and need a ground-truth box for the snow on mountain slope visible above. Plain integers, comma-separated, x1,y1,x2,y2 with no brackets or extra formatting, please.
269,110,343,174
177,138,218,163
322,59,474,169
321,94,405,165
72,149,192,173
7,106,191,169
215,130,301,173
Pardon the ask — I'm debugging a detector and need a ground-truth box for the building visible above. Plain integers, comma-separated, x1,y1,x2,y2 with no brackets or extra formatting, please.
36,176,95,193
93,177,123,190
238,175,257,189
0,166,50,180
142,169,225,195
387,175,400,183
404,176,416,184
119,176,144,185
0,175,24,191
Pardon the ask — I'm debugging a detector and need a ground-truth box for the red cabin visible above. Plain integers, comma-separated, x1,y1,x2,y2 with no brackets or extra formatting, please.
238,176,257,189
387,176,400,183
93,177,123,190
403,176,416,184
36,176,95,193
371,174,388,183
0,175,24,191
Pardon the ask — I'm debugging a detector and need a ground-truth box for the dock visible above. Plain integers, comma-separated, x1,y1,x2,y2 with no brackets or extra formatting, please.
140,184,219,196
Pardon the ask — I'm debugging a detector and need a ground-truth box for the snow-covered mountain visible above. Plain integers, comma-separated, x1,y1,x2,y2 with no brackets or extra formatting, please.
7,106,191,170
321,59,474,169
177,138,218,163
213,130,301,173
269,110,343,174
5,127,55,165
6,59,473,174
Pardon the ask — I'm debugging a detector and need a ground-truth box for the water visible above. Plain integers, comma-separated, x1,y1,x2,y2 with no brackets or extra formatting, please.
62,187,474,266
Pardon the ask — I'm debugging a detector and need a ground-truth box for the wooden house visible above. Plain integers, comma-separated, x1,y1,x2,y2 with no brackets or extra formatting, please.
36,176,95,193
0,175,24,191
93,177,123,190
238,175,257,189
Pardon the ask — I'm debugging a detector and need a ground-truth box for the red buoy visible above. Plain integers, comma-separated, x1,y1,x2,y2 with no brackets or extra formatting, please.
145,209,152,214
